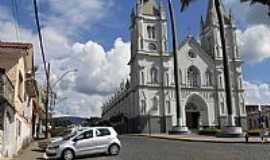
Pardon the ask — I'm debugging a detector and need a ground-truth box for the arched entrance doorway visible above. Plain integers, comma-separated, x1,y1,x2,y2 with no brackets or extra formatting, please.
185,103,200,129
185,94,208,130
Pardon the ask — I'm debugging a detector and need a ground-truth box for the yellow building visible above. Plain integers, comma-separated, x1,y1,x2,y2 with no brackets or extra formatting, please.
0,42,44,158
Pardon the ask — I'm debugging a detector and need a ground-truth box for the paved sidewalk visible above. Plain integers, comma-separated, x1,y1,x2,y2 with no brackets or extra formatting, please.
16,141,45,160
133,134,270,144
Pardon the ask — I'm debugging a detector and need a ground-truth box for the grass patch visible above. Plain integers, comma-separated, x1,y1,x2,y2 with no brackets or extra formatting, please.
244,128,270,136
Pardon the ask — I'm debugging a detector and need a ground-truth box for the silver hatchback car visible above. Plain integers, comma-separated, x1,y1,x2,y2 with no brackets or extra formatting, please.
44,127,121,160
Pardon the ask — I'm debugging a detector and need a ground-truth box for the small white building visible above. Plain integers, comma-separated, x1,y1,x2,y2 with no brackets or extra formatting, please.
102,0,247,133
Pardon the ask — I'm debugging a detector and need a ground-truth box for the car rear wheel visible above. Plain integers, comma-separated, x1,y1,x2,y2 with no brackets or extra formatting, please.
62,149,74,160
109,144,120,155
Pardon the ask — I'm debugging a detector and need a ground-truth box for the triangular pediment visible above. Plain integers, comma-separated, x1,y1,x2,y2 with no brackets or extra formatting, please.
177,37,215,68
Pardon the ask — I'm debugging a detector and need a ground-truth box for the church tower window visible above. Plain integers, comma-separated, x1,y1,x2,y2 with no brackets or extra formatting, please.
187,66,200,88
150,67,158,83
147,26,156,39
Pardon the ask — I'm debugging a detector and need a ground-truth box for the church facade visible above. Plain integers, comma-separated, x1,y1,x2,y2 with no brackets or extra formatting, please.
102,0,247,133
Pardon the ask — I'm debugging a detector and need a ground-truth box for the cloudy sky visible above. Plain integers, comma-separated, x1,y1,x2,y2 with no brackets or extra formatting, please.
0,0,269,118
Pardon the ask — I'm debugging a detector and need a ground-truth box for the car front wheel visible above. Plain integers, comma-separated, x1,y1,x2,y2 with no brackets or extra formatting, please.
62,149,74,160
109,144,120,155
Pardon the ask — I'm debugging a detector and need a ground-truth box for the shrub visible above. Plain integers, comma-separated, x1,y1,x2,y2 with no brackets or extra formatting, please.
198,128,221,136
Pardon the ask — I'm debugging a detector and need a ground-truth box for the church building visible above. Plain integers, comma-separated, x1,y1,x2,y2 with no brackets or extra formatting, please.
102,0,247,133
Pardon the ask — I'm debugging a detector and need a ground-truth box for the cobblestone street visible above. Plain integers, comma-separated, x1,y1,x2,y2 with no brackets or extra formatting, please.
16,135,270,160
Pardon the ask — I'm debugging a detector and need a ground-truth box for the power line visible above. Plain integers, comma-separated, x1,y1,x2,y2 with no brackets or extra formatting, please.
33,0,48,78
32,0,50,138
14,0,22,40
10,0,21,41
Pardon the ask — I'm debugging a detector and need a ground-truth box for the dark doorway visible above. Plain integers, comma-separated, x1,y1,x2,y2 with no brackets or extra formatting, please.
186,112,200,129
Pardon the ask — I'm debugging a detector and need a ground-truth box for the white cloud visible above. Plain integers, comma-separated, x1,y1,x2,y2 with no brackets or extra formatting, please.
224,0,270,64
224,0,269,26
50,38,131,117
237,25,270,63
244,81,270,105
71,38,130,95
43,0,114,36
0,6,130,117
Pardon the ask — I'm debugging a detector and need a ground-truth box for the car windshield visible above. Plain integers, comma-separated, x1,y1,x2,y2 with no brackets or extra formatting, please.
63,131,77,140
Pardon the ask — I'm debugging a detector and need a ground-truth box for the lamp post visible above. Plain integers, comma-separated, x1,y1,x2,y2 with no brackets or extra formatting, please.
49,68,78,108
51,69,78,89
167,0,189,134
48,68,78,131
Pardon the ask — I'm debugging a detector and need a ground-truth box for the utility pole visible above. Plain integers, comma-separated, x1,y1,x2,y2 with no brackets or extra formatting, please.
33,0,51,138
45,63,50,138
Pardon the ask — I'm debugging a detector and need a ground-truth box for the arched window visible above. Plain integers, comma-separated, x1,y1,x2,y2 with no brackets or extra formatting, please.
187,66,200,87
166,100,171,114
152,27,156,39
150,67,158,83
205,70,213,86
147,26,151,39
221,102,225,114
147,26,155,39
219,75,223,88
165,73,169,86
239,76,242,89
179,69,182,84
141,72,145,85
152,97,158,111
141,99,146,114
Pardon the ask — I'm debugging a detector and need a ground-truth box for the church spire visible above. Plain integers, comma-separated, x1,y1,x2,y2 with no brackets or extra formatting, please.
205,0,230,27
205,0,218,26
138,0,160,16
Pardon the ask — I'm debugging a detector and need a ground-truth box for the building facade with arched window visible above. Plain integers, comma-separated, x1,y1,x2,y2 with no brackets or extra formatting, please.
102,0,247,134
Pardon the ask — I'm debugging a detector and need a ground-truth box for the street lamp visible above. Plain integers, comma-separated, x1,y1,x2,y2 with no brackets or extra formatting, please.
47,68,78,134
51,68,78,89
49,68,78,109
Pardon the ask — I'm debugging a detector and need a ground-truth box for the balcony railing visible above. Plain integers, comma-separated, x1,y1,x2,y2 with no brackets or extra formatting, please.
0,72,15,106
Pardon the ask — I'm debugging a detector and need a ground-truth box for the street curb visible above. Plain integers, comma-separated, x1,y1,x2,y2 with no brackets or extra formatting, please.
129,134,270,144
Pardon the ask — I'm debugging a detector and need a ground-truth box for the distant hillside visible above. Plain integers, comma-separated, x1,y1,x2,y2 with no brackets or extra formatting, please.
52,116,89,127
